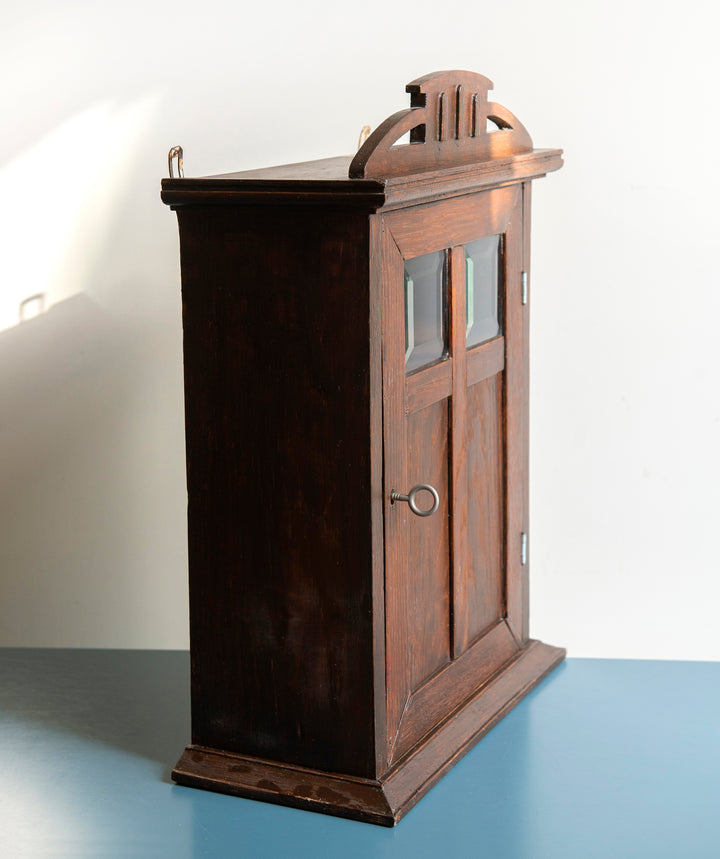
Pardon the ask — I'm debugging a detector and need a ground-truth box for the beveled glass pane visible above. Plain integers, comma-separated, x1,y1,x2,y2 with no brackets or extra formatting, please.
404,250,446,373
465,236,501,348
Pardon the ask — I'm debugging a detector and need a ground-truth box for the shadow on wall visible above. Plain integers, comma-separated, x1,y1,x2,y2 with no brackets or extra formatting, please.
0,295,149,643
0,247,188,647
0,91,190,648
0,293,125,485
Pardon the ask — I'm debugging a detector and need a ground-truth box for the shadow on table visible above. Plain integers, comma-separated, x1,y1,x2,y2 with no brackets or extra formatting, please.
0,648,190,777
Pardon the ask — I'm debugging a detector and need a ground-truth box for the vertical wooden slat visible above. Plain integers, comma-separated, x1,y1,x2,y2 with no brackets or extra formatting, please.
369,213,387,774
382,225,409,762
520,181,532,641
449,245,468,657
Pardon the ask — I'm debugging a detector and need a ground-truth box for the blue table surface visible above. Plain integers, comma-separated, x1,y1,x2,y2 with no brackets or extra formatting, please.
1,649,718,858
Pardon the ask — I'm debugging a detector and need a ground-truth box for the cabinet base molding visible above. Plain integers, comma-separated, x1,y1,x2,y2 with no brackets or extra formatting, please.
172,640,565,826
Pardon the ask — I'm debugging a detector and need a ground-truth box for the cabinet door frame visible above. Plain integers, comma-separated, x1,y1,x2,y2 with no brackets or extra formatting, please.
380,184,528,768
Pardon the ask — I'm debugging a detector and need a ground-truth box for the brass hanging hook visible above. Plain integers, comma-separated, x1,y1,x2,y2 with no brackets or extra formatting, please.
357,126,371,149
168,146,184,178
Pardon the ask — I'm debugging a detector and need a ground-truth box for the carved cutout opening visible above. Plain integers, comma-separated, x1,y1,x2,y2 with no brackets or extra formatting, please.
410,124,426,144
486,114,513,132
391,125,426,148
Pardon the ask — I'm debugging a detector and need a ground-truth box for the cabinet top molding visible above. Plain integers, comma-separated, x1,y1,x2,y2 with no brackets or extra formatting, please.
349,71,533,179
161,70,562,211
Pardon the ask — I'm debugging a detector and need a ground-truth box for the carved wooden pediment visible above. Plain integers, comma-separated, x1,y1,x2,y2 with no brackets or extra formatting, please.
349,71,532,179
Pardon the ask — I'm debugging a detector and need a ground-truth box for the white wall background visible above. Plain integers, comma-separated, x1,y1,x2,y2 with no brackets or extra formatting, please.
1,1,717,658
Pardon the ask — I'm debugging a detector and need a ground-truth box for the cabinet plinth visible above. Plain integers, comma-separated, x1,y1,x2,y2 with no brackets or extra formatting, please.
162,70,564,825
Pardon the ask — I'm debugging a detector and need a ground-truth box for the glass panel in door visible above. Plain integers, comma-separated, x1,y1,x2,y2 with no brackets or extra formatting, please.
404,250,447,373
465,235,501,348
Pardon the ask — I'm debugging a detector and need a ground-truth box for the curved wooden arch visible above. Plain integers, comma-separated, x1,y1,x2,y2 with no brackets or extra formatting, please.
349,71,532,180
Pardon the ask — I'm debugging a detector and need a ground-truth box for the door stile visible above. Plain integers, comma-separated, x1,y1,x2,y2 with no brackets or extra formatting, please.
519,181,532,641
503,192,527,643
381,223,410,764
369,213,388,776
449,245,468,659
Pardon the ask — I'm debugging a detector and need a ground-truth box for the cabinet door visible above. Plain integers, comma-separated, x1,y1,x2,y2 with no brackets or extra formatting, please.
382,185,527,766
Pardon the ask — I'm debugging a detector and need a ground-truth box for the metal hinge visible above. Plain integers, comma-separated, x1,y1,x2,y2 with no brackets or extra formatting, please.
521,532,528,565
521,271,528,305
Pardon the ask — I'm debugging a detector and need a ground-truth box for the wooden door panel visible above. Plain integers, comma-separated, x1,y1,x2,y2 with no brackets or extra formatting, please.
405,399,451,690
459,373,505,651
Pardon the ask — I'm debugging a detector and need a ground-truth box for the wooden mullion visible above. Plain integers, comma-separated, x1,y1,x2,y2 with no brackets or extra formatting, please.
449,245,468,658
406,360,453,414
466,336,505,387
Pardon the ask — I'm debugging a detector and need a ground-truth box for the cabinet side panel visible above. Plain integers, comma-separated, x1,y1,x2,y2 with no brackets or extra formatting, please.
177,206,376,778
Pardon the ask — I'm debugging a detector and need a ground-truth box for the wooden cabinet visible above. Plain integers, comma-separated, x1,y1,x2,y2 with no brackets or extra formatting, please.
162,71,564,826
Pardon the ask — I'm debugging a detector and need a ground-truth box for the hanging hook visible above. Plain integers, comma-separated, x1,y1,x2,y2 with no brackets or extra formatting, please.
357,126,371,149
168,145,184,178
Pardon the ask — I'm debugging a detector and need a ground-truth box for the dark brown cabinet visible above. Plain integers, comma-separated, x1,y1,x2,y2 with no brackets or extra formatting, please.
162,71,564,826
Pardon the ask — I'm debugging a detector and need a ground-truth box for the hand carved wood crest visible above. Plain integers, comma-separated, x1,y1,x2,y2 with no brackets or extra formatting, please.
349,71,532,179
